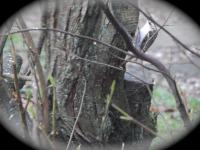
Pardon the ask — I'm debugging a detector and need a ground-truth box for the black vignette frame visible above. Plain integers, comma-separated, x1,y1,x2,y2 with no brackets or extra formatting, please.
162,0,200,150
0,0,34,25
0,0,35,149
0,0,199,150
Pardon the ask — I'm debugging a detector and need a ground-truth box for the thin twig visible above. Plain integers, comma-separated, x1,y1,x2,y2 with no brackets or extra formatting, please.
2,26,173,81
74,54,166,138
37,3,48,55
2,19,191,128
109,50,173,80
127,0,200,58
74,54,150,85
143,8,174,52
124,7,174,63
99,0,191,128
175,42,200,70
111,103,165,140
17,15,49,133
9,35,30,138
0,28,135,58
66,78,87,150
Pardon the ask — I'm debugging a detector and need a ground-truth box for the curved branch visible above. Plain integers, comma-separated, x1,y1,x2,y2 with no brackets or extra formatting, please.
99,0,191,128
1,21,191,127
127,0,200,58
0,28,134,58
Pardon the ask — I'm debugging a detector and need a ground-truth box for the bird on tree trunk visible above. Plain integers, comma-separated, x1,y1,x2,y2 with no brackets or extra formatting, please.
135,20,158,52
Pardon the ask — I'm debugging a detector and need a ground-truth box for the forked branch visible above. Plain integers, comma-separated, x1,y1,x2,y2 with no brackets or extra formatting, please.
99,0,191,128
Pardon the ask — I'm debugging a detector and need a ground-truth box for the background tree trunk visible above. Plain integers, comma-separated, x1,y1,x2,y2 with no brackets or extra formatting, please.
43,0,156,149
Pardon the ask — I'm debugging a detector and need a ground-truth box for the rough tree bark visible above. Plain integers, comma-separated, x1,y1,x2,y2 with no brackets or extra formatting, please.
43,0,156,149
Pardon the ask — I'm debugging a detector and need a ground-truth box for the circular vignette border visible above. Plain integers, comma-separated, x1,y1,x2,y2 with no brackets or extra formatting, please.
0,0,199,150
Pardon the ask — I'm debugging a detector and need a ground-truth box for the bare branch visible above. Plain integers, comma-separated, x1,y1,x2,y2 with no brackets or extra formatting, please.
142,8,174,52
74,54,150,85
111,103,165,140
37,3,48,54
9,35,30,139
17,15,49,133
127,0,200,58
66,78,87,150
175,42,200,70
1,18,191,128
99,0,191,128
108,50,173,79
0,28,135,58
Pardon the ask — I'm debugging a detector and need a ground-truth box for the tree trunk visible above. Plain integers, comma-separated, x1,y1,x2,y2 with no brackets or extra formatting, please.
43,0,156,149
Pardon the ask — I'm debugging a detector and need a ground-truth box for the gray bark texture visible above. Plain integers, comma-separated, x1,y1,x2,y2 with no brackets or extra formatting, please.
43,0,156,149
